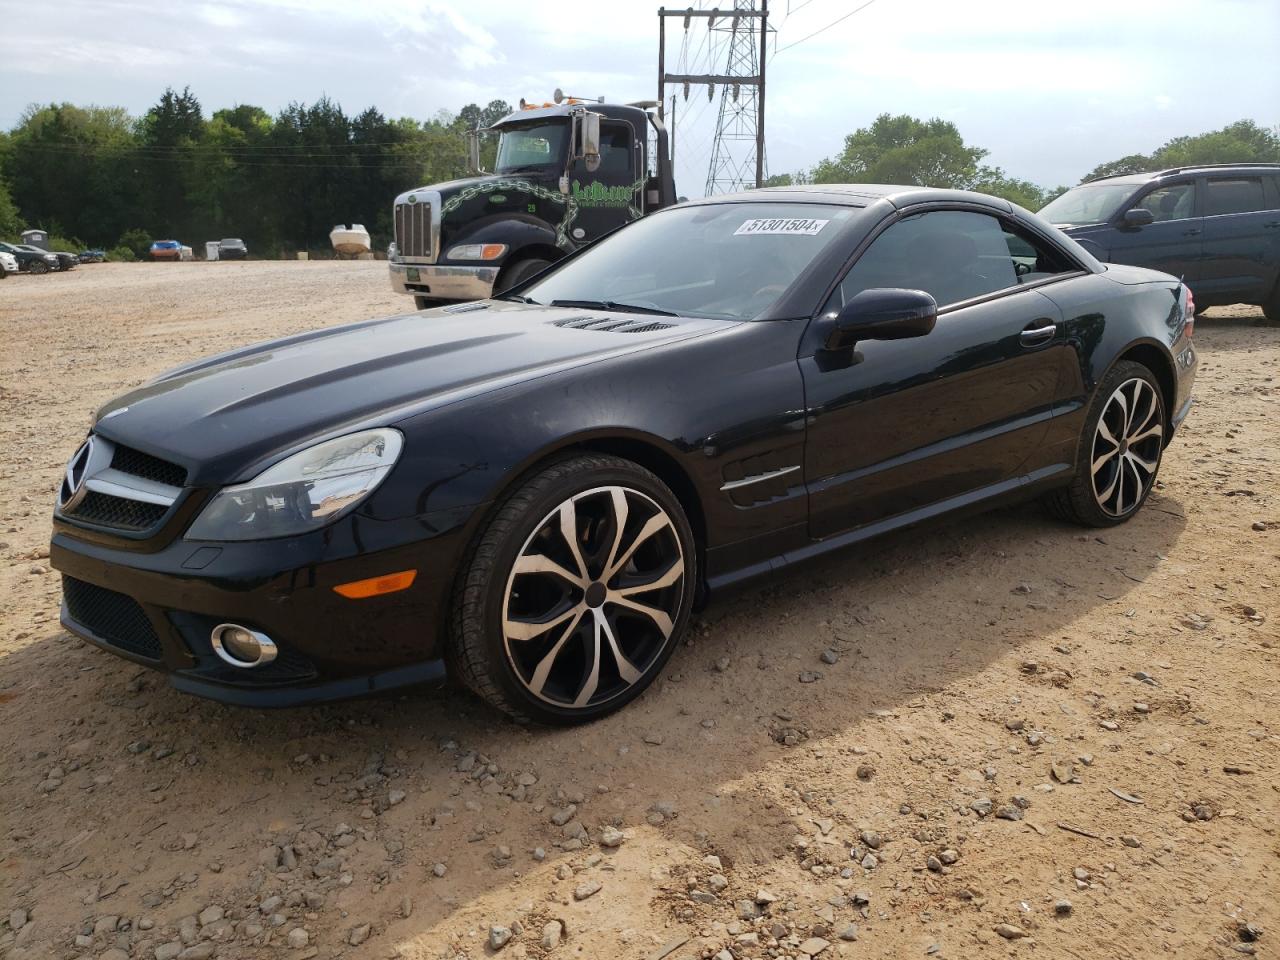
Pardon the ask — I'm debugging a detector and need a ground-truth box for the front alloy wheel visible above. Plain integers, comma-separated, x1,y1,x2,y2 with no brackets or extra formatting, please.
451,455,695,724
503,486,684,709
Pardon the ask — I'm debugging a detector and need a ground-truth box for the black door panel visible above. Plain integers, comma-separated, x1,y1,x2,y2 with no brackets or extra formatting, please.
802,288,1066,538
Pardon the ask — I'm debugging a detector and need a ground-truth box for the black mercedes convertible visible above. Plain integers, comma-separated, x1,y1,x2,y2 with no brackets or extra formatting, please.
50,185,1197,723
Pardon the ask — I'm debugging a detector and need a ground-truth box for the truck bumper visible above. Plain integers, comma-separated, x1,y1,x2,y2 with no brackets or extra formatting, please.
388,261,500,303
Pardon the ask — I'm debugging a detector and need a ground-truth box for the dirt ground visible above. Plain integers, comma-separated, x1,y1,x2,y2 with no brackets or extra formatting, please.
0,261,1276,960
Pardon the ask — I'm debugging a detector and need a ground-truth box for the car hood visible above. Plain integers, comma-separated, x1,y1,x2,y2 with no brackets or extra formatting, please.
91,301,727,485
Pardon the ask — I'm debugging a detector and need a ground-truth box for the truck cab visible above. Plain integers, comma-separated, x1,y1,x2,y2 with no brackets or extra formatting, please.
388,98,677,309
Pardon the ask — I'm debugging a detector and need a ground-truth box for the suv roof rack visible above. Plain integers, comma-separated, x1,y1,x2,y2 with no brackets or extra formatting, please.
1087,161,1280,183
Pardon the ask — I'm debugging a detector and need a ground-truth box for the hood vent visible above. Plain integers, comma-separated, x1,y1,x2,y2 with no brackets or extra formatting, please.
551,315,674,334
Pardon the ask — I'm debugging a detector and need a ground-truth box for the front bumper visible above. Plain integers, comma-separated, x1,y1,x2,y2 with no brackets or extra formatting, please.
388,260,499,303
49,511,470,707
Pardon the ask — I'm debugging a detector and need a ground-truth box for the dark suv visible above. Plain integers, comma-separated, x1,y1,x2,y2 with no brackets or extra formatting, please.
1040,163,1280,320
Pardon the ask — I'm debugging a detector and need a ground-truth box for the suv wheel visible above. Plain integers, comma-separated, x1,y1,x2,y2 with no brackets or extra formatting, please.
450,454,696,724
1264,280,1280,324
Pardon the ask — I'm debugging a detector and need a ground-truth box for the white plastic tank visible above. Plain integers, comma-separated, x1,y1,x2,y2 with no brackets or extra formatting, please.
205,241,220,261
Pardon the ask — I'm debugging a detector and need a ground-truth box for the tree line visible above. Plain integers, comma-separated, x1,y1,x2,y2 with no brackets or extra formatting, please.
0,87,511,259
766,116,1280,210
1,87,1277,259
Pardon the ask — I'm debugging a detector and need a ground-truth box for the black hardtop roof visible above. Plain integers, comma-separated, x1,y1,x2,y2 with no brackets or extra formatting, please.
685,183,1017,213
1086,162,1280,184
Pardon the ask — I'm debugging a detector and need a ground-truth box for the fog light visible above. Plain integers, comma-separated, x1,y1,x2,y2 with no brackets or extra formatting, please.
211,623,278,668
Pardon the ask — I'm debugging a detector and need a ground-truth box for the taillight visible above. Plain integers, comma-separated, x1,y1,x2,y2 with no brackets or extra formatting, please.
1182,284,1195,338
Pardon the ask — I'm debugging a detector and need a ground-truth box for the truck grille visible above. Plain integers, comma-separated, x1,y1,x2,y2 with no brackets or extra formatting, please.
68,491,169,530
63,576,164,661
394,200,433,260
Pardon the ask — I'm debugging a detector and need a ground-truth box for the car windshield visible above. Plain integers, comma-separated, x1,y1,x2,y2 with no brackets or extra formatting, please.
517,202,857,320
1039,183,1141,226
494,122,567,172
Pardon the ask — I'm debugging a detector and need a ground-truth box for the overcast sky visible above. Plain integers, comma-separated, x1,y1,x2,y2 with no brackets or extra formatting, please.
2,0,1277,196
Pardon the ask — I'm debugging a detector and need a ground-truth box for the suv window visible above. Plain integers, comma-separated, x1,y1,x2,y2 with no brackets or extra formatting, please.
1205,177,1266,216
827,210,1070,311
1133,182,1196,222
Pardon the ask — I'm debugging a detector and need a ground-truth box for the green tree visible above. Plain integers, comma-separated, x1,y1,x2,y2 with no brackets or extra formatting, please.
808,113,1059,208
1081,120,1280,182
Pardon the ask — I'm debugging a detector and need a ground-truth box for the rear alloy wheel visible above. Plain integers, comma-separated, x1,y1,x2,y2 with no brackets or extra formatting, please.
1044,360,1165,526
1090,377,1163,518
450,455,695,724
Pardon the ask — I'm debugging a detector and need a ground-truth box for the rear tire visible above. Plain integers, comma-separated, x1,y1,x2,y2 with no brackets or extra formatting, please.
495,257,551,295
1043,360,1165,527
449,454,696,725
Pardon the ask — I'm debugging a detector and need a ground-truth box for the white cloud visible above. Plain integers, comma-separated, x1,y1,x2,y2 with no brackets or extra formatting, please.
1,0,1276,190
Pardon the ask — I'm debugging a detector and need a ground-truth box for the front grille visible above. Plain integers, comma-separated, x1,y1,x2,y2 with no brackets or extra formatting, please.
111,445,187,487
67,490,168,531
63,576,163,661
395,200,432,260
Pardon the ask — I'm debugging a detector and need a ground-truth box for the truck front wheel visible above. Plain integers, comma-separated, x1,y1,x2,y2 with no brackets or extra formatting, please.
495,258,551,295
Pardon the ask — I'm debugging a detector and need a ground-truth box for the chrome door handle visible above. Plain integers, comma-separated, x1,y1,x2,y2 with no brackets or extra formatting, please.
1020,321,1056,346
1182,228,1202,236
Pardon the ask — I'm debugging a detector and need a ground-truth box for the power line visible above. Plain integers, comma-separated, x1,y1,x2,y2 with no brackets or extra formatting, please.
772,0,880,57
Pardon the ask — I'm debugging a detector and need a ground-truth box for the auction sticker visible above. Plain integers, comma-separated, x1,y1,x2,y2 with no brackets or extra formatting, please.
734,218,829,236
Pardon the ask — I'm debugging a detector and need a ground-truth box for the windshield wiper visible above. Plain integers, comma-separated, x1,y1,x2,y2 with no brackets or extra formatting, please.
496,293,540,304
549,299,679,317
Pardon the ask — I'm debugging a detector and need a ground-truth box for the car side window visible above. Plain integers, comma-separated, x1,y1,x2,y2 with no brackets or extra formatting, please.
1205,178,1266,216
1133,183,1196,222
1001,224,1076,284
825,210,1022,312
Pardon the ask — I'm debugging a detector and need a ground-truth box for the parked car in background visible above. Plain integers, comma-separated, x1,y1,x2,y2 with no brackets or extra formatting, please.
150,240,182,261
217,238,248,260
46,248,79,271
0,240,59,273
0,250,18,277
1040,163,1280,320
79,249,105,263
49,185,1196,722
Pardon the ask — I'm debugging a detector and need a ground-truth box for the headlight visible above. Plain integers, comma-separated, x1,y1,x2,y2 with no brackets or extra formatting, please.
185,428,403,541
446,243,506,261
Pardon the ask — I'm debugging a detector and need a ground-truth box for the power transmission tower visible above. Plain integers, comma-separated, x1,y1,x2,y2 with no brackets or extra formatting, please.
658,2,769,195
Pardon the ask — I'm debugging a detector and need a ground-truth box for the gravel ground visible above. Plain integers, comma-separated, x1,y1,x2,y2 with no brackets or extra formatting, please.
0,261,1276,959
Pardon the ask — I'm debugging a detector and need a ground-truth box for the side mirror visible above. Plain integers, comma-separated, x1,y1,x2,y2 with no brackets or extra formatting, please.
579,112,601,173
826,288,937,351
1122,207,1154,227
466,129,482,175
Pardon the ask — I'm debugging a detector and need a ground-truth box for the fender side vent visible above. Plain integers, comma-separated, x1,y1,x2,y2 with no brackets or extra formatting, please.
551,316,673,333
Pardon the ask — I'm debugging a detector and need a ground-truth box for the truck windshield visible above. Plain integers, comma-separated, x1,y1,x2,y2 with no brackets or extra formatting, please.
495,122,567,173
1039,182,1139,226
517,202,857,321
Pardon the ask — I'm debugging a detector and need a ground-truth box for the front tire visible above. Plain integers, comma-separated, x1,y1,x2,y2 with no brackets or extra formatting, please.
30,260,49,275
1043,360,1165,527
449,454,696,724
495,257,551,295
